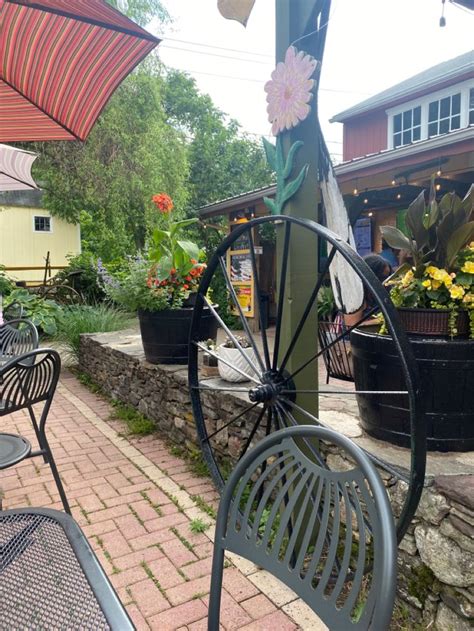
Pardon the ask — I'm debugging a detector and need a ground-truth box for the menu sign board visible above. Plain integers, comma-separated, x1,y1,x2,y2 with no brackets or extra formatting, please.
227,222,255,318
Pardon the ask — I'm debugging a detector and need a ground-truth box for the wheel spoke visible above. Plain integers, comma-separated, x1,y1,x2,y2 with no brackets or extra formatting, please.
238,404,268,460
204,297,261,376
193,341,261,385
278,247,337,376
283,305,379,385
280,389,408,395
204,402,261,442
218,256,266,373
194,383,251,393
248,229,271,370
272,222,291,371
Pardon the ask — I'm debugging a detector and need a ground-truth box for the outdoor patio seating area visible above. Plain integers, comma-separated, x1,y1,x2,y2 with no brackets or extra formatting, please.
1,368,320,630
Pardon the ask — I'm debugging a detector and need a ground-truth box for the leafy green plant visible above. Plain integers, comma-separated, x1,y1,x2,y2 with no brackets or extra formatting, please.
189,518,210,534
3,288,62,335
55,304,135,361
317,285,336,320
110,401,155,435
0,265,15,297
55,252,106,304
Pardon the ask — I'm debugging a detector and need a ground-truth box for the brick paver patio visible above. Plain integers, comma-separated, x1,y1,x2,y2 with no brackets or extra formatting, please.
1,370,324,630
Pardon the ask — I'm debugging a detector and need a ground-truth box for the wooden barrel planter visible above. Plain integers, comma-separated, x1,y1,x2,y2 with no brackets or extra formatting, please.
138,307,218,365
351,328,474,452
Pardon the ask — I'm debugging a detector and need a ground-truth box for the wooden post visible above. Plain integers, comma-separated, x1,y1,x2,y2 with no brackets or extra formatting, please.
275,0,324,418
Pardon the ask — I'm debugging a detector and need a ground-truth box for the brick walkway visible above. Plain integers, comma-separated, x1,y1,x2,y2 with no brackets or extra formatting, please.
1,370,324,630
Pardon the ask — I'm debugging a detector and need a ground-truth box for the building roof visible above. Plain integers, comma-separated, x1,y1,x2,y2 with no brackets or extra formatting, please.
331,50,474,123
197,184,276,218
0,189,44,208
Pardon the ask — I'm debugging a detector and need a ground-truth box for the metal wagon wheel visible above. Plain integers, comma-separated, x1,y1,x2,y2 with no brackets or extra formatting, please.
189,215,426,541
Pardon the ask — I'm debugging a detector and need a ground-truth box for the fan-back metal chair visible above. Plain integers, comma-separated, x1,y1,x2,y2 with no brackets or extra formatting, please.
0,507,134,629
318,319,354,383
0,349,70,514
209,425,397,631
0,318,39,366
2,301,25,322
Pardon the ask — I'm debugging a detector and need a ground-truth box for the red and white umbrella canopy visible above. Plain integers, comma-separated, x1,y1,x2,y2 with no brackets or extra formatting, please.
0,0,160,142
0,143,38,190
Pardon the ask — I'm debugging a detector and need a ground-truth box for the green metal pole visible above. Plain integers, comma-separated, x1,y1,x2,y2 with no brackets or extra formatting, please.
275,0,320,419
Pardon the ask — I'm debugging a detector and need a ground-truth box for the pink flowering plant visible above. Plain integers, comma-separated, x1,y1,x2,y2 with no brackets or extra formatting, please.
102,194,206,312
262,46,319,215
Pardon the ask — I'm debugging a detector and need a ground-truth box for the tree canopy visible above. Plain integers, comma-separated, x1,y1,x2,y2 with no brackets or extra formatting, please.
27,0,272,261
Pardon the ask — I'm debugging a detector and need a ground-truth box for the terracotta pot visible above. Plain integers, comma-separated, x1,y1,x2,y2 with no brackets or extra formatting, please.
397,308,469,337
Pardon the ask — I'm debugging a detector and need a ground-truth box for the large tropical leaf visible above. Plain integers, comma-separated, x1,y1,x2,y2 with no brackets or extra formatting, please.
177,240,200,261
446,221,474,268
380,225,413,252
405,190,428,248
170,218,199,238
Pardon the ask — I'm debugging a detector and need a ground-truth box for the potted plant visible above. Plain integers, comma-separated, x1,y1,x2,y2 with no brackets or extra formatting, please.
102,193,218,364
202,339,219,377
351,183,474,451
380,184,474,338
218,335,258,382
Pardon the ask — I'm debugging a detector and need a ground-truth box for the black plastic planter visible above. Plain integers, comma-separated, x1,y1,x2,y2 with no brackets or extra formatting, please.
351,328,474,452
138,307,217,365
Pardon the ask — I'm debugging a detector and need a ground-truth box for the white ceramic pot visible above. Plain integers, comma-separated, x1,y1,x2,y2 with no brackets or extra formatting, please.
217,344,258,382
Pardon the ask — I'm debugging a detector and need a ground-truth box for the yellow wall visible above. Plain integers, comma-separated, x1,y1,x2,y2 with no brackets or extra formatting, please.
0,205,80,283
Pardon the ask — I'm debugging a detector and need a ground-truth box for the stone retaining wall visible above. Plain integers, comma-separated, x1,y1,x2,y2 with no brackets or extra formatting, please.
79,331,474,630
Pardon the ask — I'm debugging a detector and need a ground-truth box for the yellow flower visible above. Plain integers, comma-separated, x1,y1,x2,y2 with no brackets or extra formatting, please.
461,261,474,274
463,293,473,304
449,285,465,300
426,266,439,278
432,280,441,290
422,280,431,289
401,270,414,287
431,268,452,287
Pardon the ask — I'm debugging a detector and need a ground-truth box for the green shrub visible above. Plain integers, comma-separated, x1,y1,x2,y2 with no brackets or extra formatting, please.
3,288,62,335
0,265,15,297
55,304,135,361
55,252,106,304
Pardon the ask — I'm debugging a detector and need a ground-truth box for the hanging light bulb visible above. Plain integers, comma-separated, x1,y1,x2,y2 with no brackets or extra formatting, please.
397,193,401,200
368,212,373,217
391,179,396,186
353,187,358,196
363,198,368,204
436,183,441,191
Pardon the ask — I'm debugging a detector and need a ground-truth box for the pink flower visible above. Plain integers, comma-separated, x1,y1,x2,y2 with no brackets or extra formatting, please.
264,46,318,136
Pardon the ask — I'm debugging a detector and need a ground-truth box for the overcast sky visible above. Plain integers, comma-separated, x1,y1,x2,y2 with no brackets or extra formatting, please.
155,1,473,163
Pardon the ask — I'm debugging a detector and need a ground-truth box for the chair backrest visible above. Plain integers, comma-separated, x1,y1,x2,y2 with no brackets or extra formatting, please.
0,349,61,418
0,319,39,365
210,425,397,631
318,319,354,382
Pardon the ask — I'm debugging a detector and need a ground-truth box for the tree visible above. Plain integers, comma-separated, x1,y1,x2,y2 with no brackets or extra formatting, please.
107,0,169,27
163,70,273,213
32,68,189,258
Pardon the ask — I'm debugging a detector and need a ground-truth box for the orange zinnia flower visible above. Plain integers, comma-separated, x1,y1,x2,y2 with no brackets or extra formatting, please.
152,193,173,214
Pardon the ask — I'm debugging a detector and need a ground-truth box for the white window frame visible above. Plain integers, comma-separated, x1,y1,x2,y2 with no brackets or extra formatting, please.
33,215,53,233
386,78,474,149
469,87,474,126
392,105,422,148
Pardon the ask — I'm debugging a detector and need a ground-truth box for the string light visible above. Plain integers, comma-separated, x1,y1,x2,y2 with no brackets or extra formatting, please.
397,193,401,199
363,198,368,204
368,212,373,217
391,179,396,186
353,187,358,196
436,183,441,191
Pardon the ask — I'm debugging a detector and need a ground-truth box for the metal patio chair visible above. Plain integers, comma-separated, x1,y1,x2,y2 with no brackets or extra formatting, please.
208,425,397,631
0,318,38,366
0,507,133,630
0,349,70,513
2,301,25,322
318,319,354,383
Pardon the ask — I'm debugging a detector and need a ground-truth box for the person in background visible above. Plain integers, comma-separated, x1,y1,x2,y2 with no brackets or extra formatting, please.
343,253,391,326
380,238,399,269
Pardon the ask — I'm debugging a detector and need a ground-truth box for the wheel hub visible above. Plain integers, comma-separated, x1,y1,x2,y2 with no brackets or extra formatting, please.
248,370,296,404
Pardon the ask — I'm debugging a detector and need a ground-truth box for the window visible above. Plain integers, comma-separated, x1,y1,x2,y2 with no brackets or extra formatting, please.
469,88,474,126
34,216,52,232
428,92,461,137
393,105,421,148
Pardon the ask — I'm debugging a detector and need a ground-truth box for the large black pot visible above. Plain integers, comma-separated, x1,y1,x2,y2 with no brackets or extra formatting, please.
351,328,474,452
138,306,217,365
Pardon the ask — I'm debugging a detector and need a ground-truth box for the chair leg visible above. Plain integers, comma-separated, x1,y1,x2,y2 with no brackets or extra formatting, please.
28,406,48,464
41,436,71,515
208,546,225,631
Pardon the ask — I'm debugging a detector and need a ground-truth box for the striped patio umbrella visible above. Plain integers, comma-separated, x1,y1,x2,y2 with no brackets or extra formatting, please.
0,0,160,142
0,143,38,190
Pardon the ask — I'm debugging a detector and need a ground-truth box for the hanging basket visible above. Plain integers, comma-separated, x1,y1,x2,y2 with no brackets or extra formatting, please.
397,308,469,337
